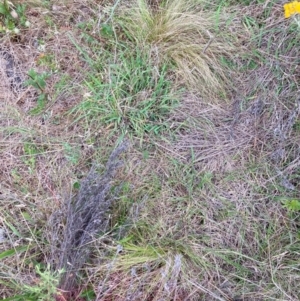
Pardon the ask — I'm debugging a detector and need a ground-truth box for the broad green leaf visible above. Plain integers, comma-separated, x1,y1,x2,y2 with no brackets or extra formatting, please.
0,4,9,15
0,245,29,260
4,221,21,238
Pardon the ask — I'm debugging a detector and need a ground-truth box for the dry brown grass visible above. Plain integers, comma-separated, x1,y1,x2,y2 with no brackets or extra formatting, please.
160,1,300,181
90,2,300,300
1,0,300,300
88,144,300,301
0,2,96,297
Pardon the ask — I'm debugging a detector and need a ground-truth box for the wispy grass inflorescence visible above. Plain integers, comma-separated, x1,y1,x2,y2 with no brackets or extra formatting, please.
50,140,128,292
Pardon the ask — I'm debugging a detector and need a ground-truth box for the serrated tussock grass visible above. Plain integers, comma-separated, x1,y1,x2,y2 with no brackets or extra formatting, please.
118,0,242,98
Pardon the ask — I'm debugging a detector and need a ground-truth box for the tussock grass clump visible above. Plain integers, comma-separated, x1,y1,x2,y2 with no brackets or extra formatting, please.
118,0,241,97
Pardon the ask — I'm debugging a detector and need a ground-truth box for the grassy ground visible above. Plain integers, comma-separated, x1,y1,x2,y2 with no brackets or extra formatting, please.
0,0,300,300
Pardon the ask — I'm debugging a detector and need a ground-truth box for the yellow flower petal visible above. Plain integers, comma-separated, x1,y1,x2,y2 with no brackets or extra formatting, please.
284,1,300,18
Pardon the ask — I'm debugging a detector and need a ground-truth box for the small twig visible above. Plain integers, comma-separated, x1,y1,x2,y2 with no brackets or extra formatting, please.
203,30,214,53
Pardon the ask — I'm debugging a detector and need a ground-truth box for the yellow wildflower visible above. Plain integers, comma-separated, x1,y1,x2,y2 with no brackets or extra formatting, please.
284,1,300,18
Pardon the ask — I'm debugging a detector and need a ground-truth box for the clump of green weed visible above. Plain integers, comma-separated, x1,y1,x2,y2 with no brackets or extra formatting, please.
279,197,300,212
22,265,63,301
24,69,50,115
2,265,63,301
0,0,29,34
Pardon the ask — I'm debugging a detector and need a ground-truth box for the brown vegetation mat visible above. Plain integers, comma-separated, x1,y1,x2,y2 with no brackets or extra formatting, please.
1,1,300,300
